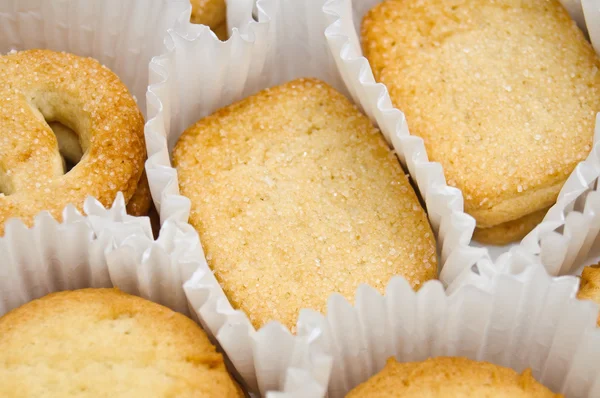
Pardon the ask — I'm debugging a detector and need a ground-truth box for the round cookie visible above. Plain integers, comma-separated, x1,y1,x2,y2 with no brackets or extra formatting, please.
347,357,560,397
174,78,437,331
0,49,146,235
0,289,244,397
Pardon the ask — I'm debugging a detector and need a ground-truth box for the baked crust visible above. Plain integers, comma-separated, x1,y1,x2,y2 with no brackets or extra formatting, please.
0,49,146,234
0,289,244,397
174,78,437,330
577,266,600,327
347,357,560,397
362,0,600,238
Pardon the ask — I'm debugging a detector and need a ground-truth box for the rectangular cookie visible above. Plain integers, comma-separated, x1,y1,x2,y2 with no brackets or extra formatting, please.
362,0,600,244
173,78,437,330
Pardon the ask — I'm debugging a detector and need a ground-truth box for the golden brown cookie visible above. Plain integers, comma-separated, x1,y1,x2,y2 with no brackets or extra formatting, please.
190,0,228,41
0,289,244,397
362,0,600,244
0,49,146,235
577,266,600,327
174,78,437,330
347,357,560,397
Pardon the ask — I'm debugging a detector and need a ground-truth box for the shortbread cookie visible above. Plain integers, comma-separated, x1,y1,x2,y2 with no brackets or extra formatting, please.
174,78,437,330
362,0,600,244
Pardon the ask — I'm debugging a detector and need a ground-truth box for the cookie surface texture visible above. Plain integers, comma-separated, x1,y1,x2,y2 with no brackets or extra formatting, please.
174,78,437,330
0,289,244,397
347,356,561,397
362,0,600,244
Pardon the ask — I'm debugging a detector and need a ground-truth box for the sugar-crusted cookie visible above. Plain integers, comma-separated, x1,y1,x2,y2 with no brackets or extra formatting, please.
362,0,600,244
174,78,437,330
0,50,146,235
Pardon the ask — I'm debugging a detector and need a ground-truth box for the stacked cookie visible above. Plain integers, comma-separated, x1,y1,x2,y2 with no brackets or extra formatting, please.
361,0,600,244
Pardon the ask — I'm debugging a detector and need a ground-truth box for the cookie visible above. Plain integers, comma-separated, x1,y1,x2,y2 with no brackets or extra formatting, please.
347,357,560,397
0,289,244,397
174,78,437,330
0,50,146,235
362,0,600,244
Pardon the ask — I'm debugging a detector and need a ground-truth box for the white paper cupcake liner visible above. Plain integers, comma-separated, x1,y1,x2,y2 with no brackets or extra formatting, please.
0,194,163,315
581,0,600,53
0,192,197,316
305,262,600,397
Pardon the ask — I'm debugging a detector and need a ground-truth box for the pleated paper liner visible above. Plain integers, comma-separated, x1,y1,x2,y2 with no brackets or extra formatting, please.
302,262,600,397
0,194,169,314
0,0,188,113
